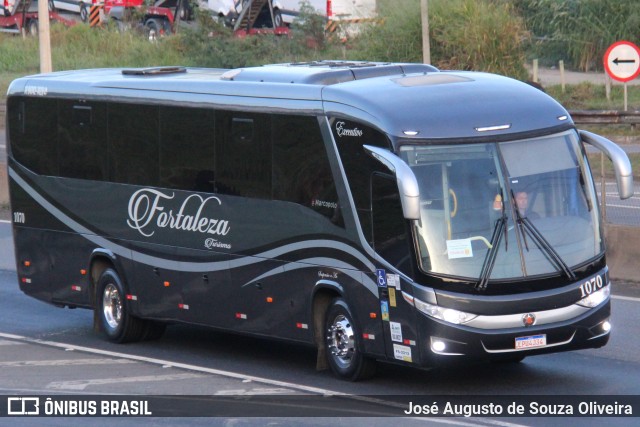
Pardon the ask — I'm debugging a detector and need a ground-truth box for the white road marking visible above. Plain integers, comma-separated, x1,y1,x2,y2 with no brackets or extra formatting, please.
0,331,344,395
0,332,527,426
0,358,136,367
0,220,11,224
612,294,640,303
214,388,300,395
47,373,206,391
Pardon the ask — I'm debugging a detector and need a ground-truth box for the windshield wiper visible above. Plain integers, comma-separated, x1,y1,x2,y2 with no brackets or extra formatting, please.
510,190,577,281
476,197,508,291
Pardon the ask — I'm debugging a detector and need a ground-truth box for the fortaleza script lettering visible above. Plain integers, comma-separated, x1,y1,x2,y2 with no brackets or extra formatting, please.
335,121,363,137
127,189,231,238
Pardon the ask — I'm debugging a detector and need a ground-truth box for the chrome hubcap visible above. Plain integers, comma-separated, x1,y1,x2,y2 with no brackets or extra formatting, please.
327,314,355,368
102,283,122,330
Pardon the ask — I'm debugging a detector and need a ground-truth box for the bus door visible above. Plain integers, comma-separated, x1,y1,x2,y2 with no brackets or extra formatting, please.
369,173,421,364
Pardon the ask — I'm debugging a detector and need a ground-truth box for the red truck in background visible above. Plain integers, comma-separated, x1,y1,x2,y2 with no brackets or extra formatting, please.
103,0,191,39
1,0,75,34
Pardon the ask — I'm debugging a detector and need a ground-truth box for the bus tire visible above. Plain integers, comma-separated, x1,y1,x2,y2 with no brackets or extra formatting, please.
141,321,166,341
97,269,145,343
324,298,376,381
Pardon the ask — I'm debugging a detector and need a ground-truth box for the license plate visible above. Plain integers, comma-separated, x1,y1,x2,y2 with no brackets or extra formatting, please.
515,334,547,349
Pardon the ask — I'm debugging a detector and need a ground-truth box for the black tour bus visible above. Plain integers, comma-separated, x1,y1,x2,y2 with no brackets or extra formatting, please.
6,61,633,380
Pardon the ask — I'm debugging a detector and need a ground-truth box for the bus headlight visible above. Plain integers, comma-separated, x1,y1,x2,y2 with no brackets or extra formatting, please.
414,297,477,325
576,284,610,308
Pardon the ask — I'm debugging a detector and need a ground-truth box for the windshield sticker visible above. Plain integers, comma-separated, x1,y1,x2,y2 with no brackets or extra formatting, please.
390,321,403,343
393,344,412,362
388,288,397,307
386,273,401,290
446,239,473,259
381,300,389,321
376,269,387,288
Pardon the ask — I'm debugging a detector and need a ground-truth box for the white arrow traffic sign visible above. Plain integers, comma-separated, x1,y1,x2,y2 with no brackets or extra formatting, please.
604,41,640,82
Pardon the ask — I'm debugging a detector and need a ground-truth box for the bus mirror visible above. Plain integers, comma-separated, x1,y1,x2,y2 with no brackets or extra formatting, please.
579,130,634,200
363,145,421,220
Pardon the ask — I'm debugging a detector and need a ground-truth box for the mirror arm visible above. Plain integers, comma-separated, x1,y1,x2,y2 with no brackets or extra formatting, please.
579,130,634,200
364,145,420,220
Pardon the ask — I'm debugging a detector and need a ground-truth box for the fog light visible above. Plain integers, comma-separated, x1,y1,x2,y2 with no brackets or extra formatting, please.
432,340,446,353
602,321,611,333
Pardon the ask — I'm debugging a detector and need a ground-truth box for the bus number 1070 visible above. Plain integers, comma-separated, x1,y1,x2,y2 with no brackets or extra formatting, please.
579,275,604,298
13,212,25,224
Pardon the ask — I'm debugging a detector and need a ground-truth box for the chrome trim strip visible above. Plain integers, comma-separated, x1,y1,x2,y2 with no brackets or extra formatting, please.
363,145,421,220
475,124,511,132
588,330,611,341
482,331,576,354
465,304,593,330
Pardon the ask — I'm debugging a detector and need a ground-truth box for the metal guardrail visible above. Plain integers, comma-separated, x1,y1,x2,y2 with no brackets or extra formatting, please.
570,110,640,126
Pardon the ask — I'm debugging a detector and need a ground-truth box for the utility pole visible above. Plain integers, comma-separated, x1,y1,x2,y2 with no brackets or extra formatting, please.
37,0,53,73
421,0,430,64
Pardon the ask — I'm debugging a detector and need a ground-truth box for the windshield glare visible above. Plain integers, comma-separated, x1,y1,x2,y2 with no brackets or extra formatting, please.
399,131,603,281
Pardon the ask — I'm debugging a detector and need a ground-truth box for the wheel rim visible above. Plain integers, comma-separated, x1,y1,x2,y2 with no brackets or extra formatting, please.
327,314,355,368
147,26,157,42
102,283,122,331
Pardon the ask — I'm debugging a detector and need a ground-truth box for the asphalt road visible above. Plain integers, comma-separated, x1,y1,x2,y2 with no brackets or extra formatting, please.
0,220,640,426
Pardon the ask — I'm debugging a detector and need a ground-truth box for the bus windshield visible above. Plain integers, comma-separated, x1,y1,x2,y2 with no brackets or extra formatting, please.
400,130,603,281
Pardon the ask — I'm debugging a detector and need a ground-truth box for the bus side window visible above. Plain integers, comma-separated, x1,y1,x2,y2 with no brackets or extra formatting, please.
58,101,108,181
272,115,343,226
216,112,271,198
159,106,215,192
9,97,58,176
371,173,412,274
108,103,159,187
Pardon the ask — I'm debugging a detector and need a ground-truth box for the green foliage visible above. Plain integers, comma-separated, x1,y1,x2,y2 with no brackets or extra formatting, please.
546,82,640,111
348,0,423,63
515,0,640,71
350,0,528,80
430,0,529,79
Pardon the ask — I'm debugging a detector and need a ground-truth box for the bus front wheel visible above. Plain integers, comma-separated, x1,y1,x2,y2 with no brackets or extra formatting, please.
324,298,376,381
97,269,145,343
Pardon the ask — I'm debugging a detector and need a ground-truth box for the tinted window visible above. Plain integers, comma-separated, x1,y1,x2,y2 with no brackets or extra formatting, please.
273,115,342,225
108,103,159,186
372,173,411,274
8,97,58,176
159,106,215,192
216,111,271,198
58,100,108,181
332,118,391,241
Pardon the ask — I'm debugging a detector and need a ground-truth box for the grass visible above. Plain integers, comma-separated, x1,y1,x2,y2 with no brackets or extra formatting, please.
547,82,640,111
588,153,640,180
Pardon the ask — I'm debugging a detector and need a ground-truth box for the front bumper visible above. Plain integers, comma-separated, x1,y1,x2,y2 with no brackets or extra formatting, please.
415,299,610,365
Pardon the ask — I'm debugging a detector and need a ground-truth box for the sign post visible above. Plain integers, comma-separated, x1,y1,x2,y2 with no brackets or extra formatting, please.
603,41,640,111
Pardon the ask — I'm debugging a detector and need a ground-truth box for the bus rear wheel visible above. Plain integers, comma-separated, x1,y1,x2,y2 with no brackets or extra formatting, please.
97,269,145,343
324,298,375,381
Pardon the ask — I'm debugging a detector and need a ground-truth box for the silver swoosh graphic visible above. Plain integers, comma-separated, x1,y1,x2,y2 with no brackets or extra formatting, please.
10,168,377,294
